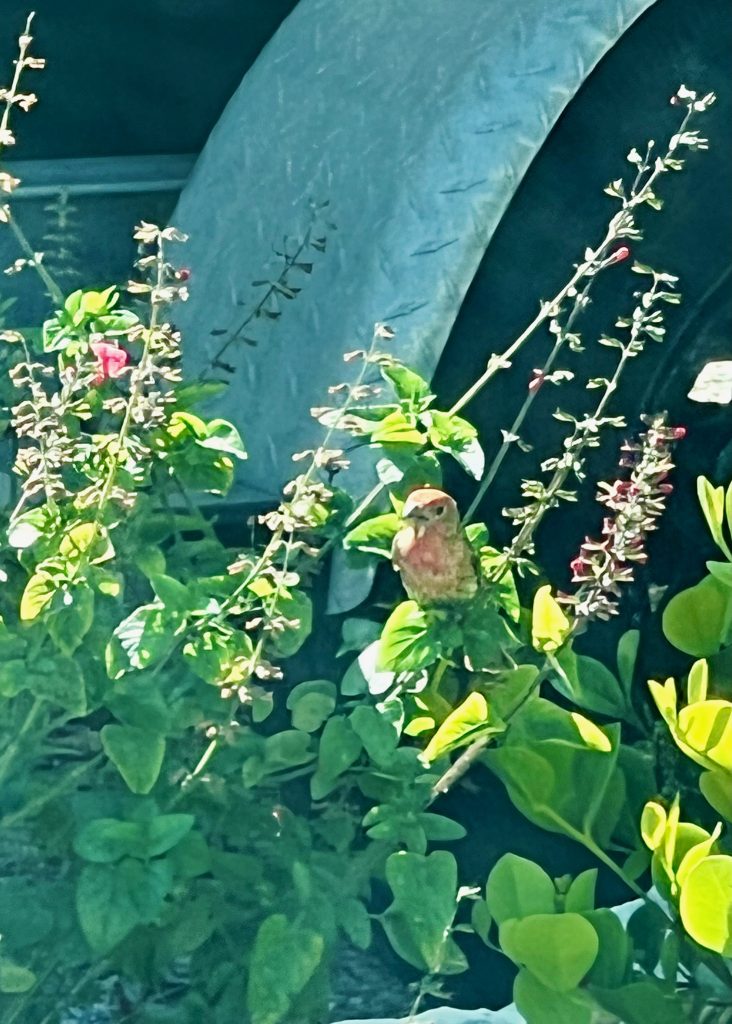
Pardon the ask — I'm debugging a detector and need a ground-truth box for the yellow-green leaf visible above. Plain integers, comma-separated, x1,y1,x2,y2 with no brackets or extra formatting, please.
679,854,732,955
686,659,709,704
421,692,495,764
531,585,571,653
648,678,678,727
640,801,667,851
570,712,612,752
20,572,56,621
677,700,732,772
60,523,114,564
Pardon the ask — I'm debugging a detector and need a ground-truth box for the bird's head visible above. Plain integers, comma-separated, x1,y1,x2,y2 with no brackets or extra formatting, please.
401,487,460,534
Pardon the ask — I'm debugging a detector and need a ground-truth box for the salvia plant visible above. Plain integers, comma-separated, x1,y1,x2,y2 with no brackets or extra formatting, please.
0,13,729,1024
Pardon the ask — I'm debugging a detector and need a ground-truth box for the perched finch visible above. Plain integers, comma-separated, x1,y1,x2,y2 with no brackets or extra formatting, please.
391,488,479,606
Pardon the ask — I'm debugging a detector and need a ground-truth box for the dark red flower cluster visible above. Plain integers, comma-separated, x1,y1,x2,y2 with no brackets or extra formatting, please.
561,415,684,620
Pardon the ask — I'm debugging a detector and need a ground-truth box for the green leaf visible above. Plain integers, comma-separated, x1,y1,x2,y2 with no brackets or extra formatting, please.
343,513,400,558
247,914,323,1024
269,589,312,657
532,585,571,653
462,598,518,671
426,410,485,480
380,362,432,403
383,851,464,974
0,959,36,994
564,869,597,913
707,560,732,586
582,909,631,988
616,629,640,694
101,724,166,794
337,617,383,656
48,585,95,655
484,699,620,848
500,913,599,992
471,899,493,944
419,813,467,841
552,648,639,725
483,665,540,719
286,679,337,732
514,968,595,1024
76,858,172,954
486,854,556,925
263,730,315,772
592,980,687,1024
196,418,247,460
340,898,372,950
371,410,426,446
699,769,732,821
679,854,732,954
310,716,362,799
662,575,732,657
143,814,196,857
697,476,732,560
150,574,191,614
377,600,441,673
349,704,400,765
74,814,194,863
478,547,520,621
27,655,87,716
422,692,500,764
74,819,143,863
107,603,181,677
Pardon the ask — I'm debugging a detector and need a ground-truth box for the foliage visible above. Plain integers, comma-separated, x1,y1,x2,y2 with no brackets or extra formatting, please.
0,19,728,1024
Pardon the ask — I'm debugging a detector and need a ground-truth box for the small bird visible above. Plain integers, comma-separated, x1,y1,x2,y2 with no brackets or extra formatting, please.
391,488,479,606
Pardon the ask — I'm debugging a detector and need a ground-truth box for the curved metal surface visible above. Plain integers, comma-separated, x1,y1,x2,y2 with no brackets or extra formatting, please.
172,0,656,504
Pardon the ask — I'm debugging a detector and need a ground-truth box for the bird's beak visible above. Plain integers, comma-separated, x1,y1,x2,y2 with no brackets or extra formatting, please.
402,496,424,520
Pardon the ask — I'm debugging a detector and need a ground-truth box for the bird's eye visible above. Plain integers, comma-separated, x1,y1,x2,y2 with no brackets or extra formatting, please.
435,506,444,516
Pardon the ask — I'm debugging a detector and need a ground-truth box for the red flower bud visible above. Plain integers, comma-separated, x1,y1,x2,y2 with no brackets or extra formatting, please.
658,483,674,494
178,268,191,281
671,426,687,439
90,339,129,385
611,246,631,263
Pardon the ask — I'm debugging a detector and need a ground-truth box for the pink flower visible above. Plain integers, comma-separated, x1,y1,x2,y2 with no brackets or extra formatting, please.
90,339,129,385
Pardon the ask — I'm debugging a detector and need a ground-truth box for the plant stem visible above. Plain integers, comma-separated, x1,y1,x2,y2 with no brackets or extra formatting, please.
7,216,65,306
448,227,615,417
0,696,43,787
0,752,104,829
502,271,661,567
213,327,382,624
0,13,64,307
463,269,599,525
